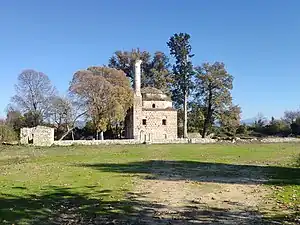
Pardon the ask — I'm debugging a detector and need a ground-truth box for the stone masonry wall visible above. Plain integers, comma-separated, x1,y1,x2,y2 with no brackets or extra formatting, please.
20,127,34,145
20,126,54,146
53,138,216,146
124,108,134,139
50,137,300,146
54,139,141,146
260,137,300,143
142,100,172,109
33,126,54,146
133,95,143,140
140,110,177,141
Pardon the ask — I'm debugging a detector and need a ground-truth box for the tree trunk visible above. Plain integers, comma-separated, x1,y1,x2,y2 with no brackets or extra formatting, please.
71,130,74,140
116,124,119,139
59,127,74,141
202,90,213,138
100,131,104,140
183,91,188,138
202,115,210,138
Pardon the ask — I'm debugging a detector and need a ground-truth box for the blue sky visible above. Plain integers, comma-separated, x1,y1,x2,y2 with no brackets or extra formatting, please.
1,0,300,120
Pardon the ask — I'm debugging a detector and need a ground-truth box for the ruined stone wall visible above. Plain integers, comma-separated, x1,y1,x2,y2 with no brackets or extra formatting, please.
20,127,34,145
140,110,177,141
33,126,54,146
20,126,54,146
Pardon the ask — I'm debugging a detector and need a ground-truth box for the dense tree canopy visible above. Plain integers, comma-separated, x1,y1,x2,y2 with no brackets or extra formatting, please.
187,103,205,134
194,62,235,137
69,67,133,140
145,52,172,94
108,49,151,81
219,105,241,137
108,49,172,93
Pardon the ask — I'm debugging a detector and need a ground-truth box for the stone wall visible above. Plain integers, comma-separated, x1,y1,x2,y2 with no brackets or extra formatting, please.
124,108,134,139
133,94,143,140
190,138,217,144
149,138,189,144
151,138,217,144
142,100,172,109
33,126,54,146
53,138,217,146
140,109,177,141
20,126,54,146
20,127,34,145
260,137,300,143
54,139,141,146
48,136,300,147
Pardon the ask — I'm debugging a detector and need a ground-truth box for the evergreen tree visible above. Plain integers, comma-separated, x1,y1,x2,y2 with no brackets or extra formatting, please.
167,33,195,138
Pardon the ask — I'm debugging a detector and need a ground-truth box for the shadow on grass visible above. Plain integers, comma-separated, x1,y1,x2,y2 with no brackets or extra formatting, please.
265,212,300,224
77,160,300,185
0,186,136,225
296,154,300,167
0,185,288,225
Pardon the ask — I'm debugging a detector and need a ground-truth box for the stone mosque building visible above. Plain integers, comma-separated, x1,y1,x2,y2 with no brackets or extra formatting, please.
125,60,177,142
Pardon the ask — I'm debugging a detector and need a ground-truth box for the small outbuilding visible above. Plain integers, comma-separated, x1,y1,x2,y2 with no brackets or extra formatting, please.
20,126,54,146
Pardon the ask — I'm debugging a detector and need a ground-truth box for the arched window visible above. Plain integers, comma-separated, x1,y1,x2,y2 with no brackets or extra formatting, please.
162,119,167,125
152,104,156,108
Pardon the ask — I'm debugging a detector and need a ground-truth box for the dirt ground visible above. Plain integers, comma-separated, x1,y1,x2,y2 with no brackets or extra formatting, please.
123,161,280,225
129,179,270,224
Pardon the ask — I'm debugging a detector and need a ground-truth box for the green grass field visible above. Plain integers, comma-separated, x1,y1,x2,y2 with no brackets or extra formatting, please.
0,143,299,224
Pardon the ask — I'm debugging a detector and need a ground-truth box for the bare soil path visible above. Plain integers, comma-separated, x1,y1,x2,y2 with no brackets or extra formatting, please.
129,179,269,224
125,161,277,225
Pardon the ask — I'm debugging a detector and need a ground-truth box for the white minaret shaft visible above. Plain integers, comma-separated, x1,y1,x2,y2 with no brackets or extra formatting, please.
134,59,142,96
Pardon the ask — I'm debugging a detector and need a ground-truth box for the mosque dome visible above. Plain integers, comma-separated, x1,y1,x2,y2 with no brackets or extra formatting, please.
141,87,171,101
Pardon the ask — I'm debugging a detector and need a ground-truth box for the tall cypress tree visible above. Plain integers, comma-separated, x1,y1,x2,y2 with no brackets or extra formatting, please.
167,33,194,138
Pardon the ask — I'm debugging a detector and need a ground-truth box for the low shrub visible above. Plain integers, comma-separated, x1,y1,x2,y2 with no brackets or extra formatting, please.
0,125,18,142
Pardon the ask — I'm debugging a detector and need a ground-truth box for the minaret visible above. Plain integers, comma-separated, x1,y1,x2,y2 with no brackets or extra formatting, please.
134,59,142,96
132,59,143,140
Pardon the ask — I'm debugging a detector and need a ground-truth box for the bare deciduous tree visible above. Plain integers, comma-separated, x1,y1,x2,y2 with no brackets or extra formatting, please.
11,69,56,126
283,110,300,124
254,112,267,127
49,96,87,140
